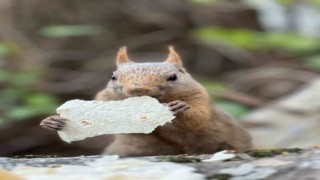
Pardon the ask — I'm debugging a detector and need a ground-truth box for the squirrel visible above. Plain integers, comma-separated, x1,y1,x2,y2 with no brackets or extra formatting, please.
40,46,252,157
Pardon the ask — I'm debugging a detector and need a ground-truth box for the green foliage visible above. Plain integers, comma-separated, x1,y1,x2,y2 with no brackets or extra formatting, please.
199,80,228,92
215,100,249,118
192,27,320,54
24,93,57,108
0,70,58,124
0,42,11,57
304,55,320,70
192,27,257,50
39,24,104,37
277,0,320,6
199,80,250,118
11,72,39,87
188,0,221,4
0,70,12,82
311,0,320,6
6,107,40,120
262,33,319,53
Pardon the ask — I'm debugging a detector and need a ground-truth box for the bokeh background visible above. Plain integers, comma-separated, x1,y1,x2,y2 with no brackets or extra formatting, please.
0,0,320,156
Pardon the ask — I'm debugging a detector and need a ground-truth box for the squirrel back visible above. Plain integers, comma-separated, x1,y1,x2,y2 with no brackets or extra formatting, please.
96,47,252,157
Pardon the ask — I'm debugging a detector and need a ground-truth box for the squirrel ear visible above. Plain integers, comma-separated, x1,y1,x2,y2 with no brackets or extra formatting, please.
165,46,183,67
116,46,131,66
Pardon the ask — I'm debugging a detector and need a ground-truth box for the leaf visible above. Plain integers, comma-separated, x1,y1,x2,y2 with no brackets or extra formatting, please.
0,88,25,105
276,0,294,5
188,0,220,4
192,27,260,50
262,33,319,53
0,70,39,86
0,117,4,123
5,107,39,120
40,24,104,37
215,100,249,118
11,71,39,86
304,55,320,70
0,70,13,83
192,27,320,53
199,80,227,92
0,70,57,123
24,93,58,109
0,42,11,57
311,0,320,6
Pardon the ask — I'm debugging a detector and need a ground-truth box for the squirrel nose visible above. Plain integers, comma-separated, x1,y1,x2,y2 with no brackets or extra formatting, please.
126,85,151,94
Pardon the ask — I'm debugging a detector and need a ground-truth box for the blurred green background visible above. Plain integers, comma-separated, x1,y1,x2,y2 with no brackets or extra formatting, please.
0,0,319,156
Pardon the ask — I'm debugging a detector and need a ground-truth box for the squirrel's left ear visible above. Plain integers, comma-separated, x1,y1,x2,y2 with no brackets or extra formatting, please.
116,46,132,66
165,46,183,67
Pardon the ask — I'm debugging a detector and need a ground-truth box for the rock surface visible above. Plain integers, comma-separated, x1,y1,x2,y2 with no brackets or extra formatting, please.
1,148,320,180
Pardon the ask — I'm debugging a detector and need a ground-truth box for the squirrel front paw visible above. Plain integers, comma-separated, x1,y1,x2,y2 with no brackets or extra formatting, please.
168,100,191,115
40,115,66,131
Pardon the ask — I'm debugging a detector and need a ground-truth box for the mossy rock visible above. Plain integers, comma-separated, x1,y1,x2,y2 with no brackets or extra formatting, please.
12,155,58,159
156,155,201,163
246,148,303,158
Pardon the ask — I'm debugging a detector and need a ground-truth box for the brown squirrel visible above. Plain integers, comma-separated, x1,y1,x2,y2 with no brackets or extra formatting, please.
40,46,252,157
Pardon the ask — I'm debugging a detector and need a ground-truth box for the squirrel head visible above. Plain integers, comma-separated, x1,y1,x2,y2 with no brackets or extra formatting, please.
107,46,199,100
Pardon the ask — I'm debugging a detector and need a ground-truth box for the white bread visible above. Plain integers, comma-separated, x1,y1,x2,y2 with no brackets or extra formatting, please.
57,96,175,142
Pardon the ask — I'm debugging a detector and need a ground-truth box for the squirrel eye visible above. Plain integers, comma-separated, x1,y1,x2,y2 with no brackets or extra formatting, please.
111,75,117,81
167,74,177,81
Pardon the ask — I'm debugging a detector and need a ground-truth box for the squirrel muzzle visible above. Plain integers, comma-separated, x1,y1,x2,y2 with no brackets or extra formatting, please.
124,85,163,98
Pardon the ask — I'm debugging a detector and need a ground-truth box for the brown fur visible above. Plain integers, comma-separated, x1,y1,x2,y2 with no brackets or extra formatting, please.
95,47,252,157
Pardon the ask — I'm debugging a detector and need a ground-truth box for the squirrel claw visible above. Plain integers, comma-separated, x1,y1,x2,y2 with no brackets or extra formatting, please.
40,115,66,131
168,100,191,115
